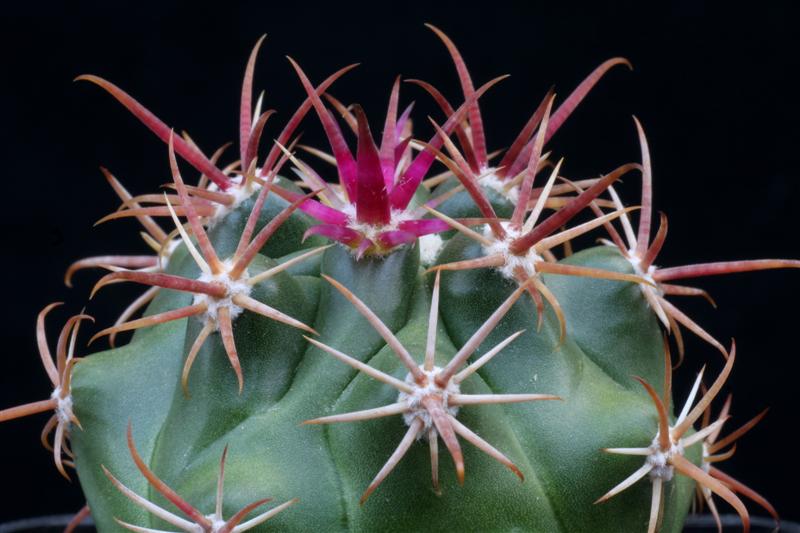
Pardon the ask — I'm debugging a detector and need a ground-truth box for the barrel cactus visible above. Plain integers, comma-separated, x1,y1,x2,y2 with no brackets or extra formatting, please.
1,26,793,532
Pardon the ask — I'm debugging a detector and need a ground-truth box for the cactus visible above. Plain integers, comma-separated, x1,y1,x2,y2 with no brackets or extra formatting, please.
1,26,796,532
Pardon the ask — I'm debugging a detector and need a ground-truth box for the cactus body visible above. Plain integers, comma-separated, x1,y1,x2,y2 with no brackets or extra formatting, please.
2,26,790,533
71,210,696,531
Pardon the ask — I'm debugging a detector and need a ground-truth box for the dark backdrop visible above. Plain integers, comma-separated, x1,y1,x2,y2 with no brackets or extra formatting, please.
1,1,798,526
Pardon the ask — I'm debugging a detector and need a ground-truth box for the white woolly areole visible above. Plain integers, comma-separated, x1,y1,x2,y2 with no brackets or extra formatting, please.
646,433,684,481
192,259,252,327
626,251,664,298
397,366,460,437
481,169,520,204
51,387,74,425
419,234,444,265
206,516,227,533
208,173,263,227
482,222,542,279
342,205,415,253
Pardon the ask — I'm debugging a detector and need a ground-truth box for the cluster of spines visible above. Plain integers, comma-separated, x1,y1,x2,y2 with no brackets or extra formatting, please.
103,424,298,533
303,272,560,502
0,25,794,532
594,340,776,533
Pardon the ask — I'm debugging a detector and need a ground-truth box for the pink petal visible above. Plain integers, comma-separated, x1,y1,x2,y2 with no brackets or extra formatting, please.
395,102,415,141
354,106,391,225
394,137,412,167
377,230,418,249
269,185,348,225
355,238,374,259
303,224,362,247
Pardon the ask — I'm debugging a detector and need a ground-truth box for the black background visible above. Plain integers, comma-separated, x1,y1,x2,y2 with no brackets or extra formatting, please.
1,1,798,526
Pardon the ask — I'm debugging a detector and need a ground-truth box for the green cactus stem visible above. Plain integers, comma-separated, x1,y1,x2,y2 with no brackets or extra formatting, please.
0,27,792,533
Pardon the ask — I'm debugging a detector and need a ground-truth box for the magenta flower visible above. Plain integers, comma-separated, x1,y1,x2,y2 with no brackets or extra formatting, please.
270,58,506,258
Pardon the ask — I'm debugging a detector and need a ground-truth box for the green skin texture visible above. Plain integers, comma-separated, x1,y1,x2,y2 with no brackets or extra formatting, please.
70,189,700,532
